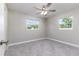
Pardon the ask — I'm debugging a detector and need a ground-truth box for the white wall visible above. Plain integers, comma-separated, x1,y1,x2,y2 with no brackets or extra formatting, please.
47,8,79,45
7,10,46,44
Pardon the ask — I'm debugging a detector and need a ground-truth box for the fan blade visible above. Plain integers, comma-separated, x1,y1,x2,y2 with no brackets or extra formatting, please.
46,3,52,7
34,7,42,10
49,10,56,12
34,11,41,15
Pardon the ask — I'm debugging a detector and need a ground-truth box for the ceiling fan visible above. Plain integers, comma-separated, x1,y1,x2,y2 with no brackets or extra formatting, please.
34,3,56,16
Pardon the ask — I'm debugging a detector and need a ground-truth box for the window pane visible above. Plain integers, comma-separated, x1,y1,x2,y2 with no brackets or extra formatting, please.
26,19,39,30
59,16,73,30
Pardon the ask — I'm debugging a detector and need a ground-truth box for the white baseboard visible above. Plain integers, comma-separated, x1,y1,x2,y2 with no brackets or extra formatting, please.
8,38,46,47
8,37,79,48
47,38,79,48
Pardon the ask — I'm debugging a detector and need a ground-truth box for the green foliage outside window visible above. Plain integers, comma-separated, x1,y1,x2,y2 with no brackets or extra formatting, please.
27,24,38,29
26,19,39,30
59,16,72,29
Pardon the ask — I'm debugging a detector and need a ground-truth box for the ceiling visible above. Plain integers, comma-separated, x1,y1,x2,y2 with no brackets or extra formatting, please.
7,3,79,18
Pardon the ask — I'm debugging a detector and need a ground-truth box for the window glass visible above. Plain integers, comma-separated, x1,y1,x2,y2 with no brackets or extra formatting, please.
59,16,73,30
26,19,39,30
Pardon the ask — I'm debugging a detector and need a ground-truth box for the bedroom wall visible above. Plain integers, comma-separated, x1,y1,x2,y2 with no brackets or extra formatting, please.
7,10,46,44
47,8,79,45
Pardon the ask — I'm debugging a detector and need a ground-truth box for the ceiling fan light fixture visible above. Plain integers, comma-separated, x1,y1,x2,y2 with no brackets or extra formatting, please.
41,11,48,15
34,3,56,16
41,11,44,15
44,11,48,15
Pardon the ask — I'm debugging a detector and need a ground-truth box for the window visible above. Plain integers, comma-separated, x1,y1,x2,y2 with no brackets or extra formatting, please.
58,16,73,30
26,19,39,30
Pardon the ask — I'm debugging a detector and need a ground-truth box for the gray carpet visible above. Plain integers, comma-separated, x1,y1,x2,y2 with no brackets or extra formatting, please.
5,39,79,56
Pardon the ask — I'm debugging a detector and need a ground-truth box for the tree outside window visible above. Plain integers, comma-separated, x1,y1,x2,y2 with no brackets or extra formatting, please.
26,19,39,30
59,16,73,30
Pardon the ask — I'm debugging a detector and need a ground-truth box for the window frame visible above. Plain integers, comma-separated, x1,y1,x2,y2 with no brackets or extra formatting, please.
58,16,73,30
26,18,40,30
